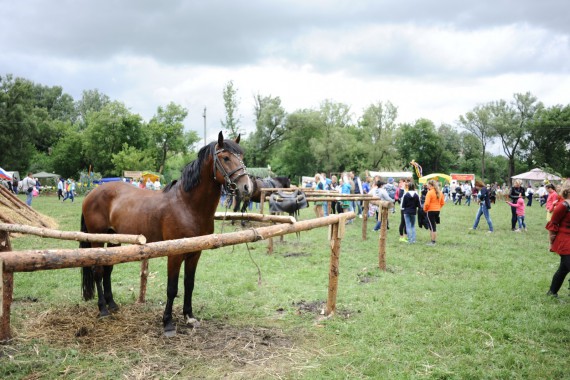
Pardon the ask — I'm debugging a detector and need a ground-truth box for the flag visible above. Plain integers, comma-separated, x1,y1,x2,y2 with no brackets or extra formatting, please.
0,167,13,181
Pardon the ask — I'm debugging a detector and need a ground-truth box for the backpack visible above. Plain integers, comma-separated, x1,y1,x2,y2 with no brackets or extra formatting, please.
385,184,396,200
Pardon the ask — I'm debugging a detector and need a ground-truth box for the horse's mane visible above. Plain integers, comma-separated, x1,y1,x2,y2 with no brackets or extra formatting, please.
163,139,244,193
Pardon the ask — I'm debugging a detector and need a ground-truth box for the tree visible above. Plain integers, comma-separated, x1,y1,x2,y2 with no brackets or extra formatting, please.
147,102,190,173
83,101,145,176
221,80,241,138
0,74,38,171
111,143,157,174
76,89,111,129
458,104,495,180
526,104,570,176
45,125,85,178
359,101,400,170
395,119,442,176
247,94,287,167
490,92,542,185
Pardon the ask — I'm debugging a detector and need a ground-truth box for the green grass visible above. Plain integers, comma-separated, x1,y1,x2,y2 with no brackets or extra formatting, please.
1,194,569,379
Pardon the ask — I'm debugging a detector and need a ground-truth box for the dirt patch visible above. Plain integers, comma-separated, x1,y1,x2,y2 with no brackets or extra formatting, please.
283,252,310,258
292,300,356,319
9,303,315,378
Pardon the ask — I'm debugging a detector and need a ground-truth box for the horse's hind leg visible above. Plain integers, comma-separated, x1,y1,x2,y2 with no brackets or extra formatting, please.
103,265,118,312
183,252,202,325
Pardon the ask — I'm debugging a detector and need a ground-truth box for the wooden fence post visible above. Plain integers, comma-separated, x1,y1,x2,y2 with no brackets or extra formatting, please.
325,219,344,316
361,200,369,240
1,230,14,342
138,259,149,303
378,207,389,271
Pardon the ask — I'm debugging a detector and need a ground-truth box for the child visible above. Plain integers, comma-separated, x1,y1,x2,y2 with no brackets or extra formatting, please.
506,193,526,231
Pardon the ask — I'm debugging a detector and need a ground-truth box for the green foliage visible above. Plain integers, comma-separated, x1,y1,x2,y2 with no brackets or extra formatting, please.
359,100,400,170
221,80,241,138
111,143,157,174
83,101,146,176
247,94,287,167
147,102,190,173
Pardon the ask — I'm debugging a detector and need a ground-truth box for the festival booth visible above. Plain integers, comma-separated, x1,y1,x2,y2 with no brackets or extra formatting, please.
511,168,561,184
419,173,452,185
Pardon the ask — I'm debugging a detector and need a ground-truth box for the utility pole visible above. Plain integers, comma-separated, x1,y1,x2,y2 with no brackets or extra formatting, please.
202,107,207,146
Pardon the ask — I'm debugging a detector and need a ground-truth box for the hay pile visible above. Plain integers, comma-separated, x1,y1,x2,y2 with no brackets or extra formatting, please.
0,185,57,228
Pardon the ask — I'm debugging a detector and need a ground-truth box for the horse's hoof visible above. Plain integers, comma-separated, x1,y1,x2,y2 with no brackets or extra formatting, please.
97,309,110,319
164,322,176,337
108,302,119,313
185,316,200,327
164,329,177,338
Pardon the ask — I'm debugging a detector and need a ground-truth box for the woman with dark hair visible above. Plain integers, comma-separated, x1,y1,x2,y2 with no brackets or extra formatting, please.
546,180,570,297
509,180,525,231
545,184,559,222
401,182,420,244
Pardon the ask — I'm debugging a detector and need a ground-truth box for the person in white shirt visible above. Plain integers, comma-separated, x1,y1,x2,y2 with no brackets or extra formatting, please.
21,172,37,206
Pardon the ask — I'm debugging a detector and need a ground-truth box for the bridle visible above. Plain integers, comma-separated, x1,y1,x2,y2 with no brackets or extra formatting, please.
213,147,248,195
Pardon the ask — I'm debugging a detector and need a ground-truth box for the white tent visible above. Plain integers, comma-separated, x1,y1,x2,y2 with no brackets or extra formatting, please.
368,171,413,179
511,168,561,182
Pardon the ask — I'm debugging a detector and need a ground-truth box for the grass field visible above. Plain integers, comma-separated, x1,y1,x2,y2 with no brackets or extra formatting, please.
1,193,569,379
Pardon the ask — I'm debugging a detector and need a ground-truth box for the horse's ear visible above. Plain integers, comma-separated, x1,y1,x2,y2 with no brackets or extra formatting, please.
218,131,224,148
235,134,241,144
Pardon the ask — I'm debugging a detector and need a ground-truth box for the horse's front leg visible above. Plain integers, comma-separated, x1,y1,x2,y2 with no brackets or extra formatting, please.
93,266,110,318
183,252,202,326
102,265,118,312
163,255,184,336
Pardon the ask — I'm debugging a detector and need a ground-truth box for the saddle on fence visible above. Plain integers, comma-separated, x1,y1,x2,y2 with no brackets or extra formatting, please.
269,189,308,214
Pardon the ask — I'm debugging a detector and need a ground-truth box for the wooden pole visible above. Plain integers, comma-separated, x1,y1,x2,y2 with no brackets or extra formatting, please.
214,212,295,224
362,200,369,240
0,230,13,342
138,259,149,303
0,222,146,245
325,219,344,316
378,207,389,271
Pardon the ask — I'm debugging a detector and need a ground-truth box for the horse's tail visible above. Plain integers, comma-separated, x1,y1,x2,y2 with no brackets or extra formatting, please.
80,213,95,301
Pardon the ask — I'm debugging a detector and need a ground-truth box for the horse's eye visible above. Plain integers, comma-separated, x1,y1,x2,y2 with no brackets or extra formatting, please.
223,156,230,162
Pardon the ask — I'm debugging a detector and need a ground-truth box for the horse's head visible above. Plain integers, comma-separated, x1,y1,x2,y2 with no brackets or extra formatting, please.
213,131,253,198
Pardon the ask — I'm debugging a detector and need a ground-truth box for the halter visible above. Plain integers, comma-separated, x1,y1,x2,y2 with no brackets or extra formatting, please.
213,148,248,195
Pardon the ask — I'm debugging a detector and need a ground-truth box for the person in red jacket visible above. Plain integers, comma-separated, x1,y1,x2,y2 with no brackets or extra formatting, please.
545,180,570,297
423,179,445,246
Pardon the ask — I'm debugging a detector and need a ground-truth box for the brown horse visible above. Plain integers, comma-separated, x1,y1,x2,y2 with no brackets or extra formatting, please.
80,132,252,335
232,176,291,214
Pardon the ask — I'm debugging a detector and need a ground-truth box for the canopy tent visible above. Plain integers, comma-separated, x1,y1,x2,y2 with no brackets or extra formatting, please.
419,173,452,184
368,171,413,179
0,167,12,181
511,168,561,182
32,171,60,179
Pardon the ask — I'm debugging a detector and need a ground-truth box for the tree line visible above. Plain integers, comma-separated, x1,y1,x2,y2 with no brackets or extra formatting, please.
1,74,569,185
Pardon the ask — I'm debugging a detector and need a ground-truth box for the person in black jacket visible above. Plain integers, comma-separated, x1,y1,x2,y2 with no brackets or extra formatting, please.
509,180,525,231
401,182,421,244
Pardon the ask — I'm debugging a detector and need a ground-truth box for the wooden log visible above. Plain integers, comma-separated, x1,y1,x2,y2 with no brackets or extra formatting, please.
325,222,342,316
0,230,14,342
0,222,146,245
2,212,356,273
214,212,295,224
378,207,389,271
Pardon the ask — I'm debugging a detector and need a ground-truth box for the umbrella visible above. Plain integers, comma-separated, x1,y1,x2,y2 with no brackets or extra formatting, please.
419,173,452,184
511,168,561,181
0,167,13,181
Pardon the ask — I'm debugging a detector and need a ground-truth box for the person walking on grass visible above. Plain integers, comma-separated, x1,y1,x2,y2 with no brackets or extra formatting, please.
545,180,570,298
509,180,525,231
401,182,420,244
545,184,559,222
470,180,494,233
62,179,76,203
21,172,37,207
506,193,526,232
423,179,445,246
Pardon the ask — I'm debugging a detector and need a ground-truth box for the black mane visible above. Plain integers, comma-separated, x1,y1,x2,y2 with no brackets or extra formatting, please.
163,139,244,193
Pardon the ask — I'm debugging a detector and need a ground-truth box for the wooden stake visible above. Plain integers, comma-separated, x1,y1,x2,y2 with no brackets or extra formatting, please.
0,230,13,342
378,207,389,271
362,200,369,240
325,222,342,316
138,259,149,303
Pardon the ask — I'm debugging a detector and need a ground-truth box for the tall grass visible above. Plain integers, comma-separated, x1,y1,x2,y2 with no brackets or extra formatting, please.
2,193,569,379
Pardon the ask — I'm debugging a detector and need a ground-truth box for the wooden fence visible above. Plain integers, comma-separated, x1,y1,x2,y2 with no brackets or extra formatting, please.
0,212,357,341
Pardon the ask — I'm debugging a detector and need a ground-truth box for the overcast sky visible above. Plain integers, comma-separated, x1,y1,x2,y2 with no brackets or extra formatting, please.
2,0,569,144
